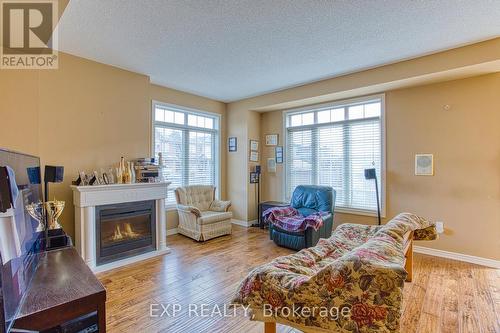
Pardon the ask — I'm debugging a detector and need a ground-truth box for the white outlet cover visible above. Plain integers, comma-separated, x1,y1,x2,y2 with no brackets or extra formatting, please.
435,221,444,234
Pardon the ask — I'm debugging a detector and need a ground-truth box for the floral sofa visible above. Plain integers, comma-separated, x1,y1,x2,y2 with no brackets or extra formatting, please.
233,213,437,333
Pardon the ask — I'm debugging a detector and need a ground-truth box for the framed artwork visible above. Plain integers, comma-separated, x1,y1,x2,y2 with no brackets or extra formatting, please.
265,134,278,146
267,158,277,173
249,151,259,162
275,146,283,164
250,140,259,151
415,154,434,176
250,172,260,184
228,137,237,152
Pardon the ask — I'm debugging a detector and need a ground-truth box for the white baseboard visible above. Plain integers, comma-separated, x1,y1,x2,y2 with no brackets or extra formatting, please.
166,228,178,236
413,246,500,269
231,219,255,227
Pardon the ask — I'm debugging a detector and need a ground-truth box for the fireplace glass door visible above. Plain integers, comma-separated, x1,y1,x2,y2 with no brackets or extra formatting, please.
96,200,156,265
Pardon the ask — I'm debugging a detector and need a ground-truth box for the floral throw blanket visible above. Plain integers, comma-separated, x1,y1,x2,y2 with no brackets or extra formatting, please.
263,206,329,232
233,213,437,333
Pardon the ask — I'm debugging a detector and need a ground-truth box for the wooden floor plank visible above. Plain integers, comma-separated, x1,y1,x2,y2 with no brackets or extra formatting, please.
97,226,500,333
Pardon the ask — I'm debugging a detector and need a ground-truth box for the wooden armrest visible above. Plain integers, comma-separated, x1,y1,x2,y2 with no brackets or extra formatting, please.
403,231,414,282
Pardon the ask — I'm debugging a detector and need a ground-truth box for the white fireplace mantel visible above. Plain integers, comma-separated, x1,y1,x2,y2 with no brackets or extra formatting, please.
71,182,171,272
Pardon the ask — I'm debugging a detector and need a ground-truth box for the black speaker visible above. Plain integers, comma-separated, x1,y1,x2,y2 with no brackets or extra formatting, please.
364,168,376,180
27,166,41,184
44,166,64,183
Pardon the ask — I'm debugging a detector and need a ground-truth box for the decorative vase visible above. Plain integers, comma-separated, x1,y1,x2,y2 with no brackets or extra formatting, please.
124,161,132,184
130,162,136,183
116,167,122,184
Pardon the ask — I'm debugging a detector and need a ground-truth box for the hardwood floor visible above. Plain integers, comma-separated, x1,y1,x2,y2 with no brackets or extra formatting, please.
98,225,500,333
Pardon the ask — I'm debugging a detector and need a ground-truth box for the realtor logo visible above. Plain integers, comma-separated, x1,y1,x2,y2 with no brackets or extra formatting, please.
1,0,58,69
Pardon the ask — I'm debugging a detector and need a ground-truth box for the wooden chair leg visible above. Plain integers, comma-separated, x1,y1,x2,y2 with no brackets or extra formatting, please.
264,322,276,333
405,239,413,282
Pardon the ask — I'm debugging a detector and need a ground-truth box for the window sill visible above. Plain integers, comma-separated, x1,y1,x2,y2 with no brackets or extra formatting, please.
165,203,177,211
335,207,386,218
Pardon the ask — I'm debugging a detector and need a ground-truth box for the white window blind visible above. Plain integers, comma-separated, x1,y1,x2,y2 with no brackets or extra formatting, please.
285,97,384,214
153,103,219,204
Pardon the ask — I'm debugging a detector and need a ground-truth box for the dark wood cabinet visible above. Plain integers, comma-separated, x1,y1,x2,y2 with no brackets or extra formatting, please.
13,247,106,332
259,201,289,228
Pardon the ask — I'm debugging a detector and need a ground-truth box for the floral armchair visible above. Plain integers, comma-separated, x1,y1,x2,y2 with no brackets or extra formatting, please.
175,185,232,241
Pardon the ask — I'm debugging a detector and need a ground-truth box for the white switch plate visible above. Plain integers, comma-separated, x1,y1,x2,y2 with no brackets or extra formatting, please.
435,221,444,234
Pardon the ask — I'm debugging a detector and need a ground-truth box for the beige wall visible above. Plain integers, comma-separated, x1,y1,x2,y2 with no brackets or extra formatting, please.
229,38,500,113
227,38,500,224
226,38,500,260
246,111,261,221
258,74,500,260
0,52,226,238
226,105,249,220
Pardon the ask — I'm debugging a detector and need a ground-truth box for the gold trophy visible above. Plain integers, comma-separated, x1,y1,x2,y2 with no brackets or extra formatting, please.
45,199,65,230
26,201,46,232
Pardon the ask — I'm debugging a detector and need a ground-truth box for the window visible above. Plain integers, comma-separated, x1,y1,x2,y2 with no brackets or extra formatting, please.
152,102,220,204
285,95,384,215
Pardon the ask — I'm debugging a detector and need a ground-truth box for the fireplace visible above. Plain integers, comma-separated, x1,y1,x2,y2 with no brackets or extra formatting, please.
95,200,156,266
72,182,169,272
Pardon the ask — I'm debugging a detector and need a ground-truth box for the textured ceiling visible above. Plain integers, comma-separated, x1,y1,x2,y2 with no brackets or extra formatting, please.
57,0,500,102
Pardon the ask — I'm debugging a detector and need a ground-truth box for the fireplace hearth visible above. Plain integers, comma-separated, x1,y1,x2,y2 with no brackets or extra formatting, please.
96,200,156,266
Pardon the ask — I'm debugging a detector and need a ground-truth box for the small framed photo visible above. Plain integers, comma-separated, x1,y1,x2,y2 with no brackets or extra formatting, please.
265,134,278,146
249,151,259,162
250,172,260,184
228,137,237,152
250,140,259,151
275,146,283,164
415,154,434,176
267,158,277,173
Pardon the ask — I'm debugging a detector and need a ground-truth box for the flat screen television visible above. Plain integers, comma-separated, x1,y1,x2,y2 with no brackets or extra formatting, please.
0,149,44,333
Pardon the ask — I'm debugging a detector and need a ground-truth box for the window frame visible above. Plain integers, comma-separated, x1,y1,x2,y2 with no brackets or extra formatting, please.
151,100,221,209
282,94,386,217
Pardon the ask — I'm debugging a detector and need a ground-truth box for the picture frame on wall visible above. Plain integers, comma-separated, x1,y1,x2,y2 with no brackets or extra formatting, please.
228,137,237,152
275,146,283,164
415,154,434,176
249,151,259,162
250,140,259,151
265,134,278,146
250,172,260,184
267,158,277,173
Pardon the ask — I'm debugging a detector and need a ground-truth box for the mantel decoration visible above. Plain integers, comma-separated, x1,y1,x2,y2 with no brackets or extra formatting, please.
74,153,164,186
